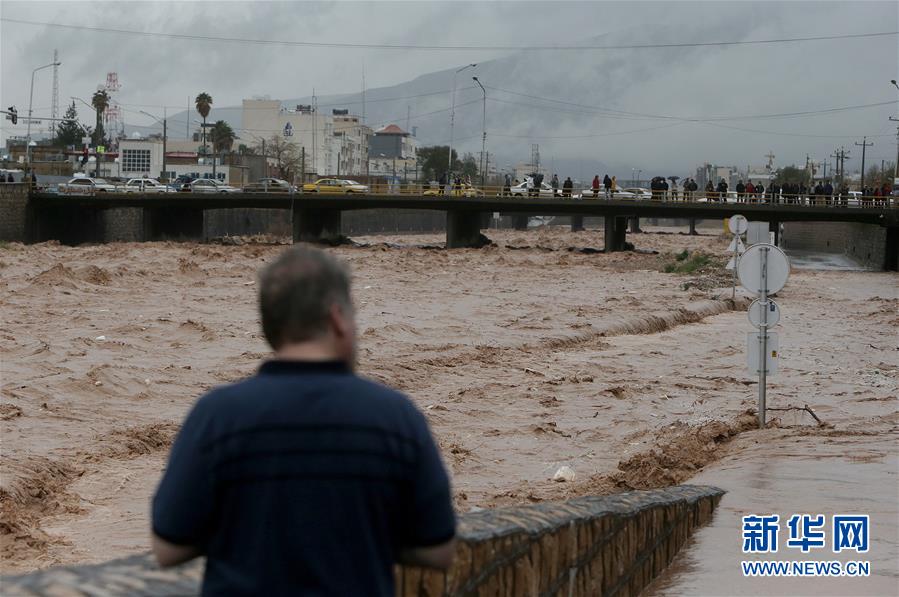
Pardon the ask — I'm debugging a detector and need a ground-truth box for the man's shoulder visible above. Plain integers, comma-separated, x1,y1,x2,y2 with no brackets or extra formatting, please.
198,369,420,418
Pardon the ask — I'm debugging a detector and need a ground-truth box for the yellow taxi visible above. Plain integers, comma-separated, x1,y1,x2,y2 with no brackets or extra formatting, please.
423,183,485,198
302,178,370,194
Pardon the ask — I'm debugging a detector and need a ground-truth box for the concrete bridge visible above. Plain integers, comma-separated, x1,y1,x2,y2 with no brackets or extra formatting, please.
3,187,897,269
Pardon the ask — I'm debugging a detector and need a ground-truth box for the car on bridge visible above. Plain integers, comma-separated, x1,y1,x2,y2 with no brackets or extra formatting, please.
123,178,174,193
244,178,298,193
577,187,639,200
58,177,119,195
509,180,561,198
302,178,369,194
181,179,241,193
422,183,484,198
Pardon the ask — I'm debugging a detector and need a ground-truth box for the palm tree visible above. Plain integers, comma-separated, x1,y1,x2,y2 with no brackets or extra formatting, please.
195,92,213,155
91,90,110,146
210,120,236,154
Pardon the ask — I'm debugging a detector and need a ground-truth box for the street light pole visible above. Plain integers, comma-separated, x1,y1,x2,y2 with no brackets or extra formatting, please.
26,60,61,171
891,80,899,179
472,76,486,189
140,109,168,180
447,63,476,179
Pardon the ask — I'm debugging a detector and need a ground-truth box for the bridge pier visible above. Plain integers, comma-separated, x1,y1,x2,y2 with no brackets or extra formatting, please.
570,215,585,232
688,219,697,236
885,227,898,271
292,208,343,244
629,217,642,233
604,216,628,252
446,211,490,248
771,220,780,246
145,207,203,241
513,214,529,231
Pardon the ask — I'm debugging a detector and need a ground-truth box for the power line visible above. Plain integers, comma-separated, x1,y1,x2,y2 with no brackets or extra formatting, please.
2,18,895,51
485,85,898,123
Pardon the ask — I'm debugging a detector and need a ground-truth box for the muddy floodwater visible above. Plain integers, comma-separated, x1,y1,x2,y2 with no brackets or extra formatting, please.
1,226,896,593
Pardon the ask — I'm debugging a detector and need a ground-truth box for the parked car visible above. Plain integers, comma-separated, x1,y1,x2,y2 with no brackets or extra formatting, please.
422,183,484,198
245,178,297,193
302,178,369,194
123,178,174,193
181,179,241,193
577,187,640,200
622,187,652,200
58,177,119,195
509,180,561,198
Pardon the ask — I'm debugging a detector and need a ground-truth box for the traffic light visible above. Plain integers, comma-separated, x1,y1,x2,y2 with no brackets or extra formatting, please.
6,106,16,125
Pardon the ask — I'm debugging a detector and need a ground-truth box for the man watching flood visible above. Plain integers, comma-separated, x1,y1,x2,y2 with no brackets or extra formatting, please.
151,246,456,595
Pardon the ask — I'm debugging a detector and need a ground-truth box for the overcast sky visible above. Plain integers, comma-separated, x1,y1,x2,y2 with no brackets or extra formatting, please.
2,1,897,175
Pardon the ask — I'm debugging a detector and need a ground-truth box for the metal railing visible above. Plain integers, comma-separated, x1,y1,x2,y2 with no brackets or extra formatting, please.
33,180,899,209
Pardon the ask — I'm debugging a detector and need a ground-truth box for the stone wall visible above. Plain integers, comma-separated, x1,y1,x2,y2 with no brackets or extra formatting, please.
782,222,888,269
103,208,145,243
0,183,30,242
3,485,723,596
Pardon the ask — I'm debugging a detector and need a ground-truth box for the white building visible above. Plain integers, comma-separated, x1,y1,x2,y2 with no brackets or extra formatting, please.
242,100,371,179
331,112,372,177
111,137,229,182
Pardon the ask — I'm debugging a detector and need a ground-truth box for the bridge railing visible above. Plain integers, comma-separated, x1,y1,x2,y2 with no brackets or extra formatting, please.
23,180,899,209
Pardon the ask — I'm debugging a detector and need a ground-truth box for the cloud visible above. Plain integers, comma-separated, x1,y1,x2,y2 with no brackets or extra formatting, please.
2,1,896,175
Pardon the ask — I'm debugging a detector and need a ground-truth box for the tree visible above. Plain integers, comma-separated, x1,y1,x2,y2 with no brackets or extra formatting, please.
418,145,461,180
774,165,808,186
91,90,109,146
55,101,85,147
195,92,213,155
210,120,236,154
460,153,478,179
265,135,303,181
867,162,895,187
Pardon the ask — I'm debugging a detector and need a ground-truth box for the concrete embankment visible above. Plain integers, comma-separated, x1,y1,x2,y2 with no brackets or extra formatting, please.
3,485,723,596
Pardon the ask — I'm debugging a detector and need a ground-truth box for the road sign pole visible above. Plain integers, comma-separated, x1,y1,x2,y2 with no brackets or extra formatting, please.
758,246,769,428
732,237,739,299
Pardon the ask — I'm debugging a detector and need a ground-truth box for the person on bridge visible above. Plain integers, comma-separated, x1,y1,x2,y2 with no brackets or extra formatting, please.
704,180,714,200
716,179,728,202
439,172,448,196
151,246,456,595
503,173,512,196
756,182,765,203
736,180,745,203
551,174,560,194
591,175,600,198
610,175,617,196
745,181,755,203
603,174,612,198
562,176,573,198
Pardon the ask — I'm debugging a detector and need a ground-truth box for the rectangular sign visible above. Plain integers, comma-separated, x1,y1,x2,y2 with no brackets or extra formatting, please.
747,331,779,376
747,221,770,246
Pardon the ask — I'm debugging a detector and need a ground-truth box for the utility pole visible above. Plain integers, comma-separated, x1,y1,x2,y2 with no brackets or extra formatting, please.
890,116,899,178
472,76,486,189
855,137,873,191
448,63,477,178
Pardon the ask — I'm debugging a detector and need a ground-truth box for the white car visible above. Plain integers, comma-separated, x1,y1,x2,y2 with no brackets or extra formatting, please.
623,187,652,200
59,177,119,195
509,180,560,198
184,179,240,193
123,178,173,193
579,188,638,199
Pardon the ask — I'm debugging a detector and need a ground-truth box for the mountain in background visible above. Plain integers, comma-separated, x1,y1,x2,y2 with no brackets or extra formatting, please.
125,19,884,182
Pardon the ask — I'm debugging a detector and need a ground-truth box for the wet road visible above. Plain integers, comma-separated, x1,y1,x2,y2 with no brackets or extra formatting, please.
646,432,899,596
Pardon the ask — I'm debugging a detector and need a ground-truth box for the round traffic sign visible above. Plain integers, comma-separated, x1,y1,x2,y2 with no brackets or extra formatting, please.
728,214,748,235
737,243,790,294
748,299,781,328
